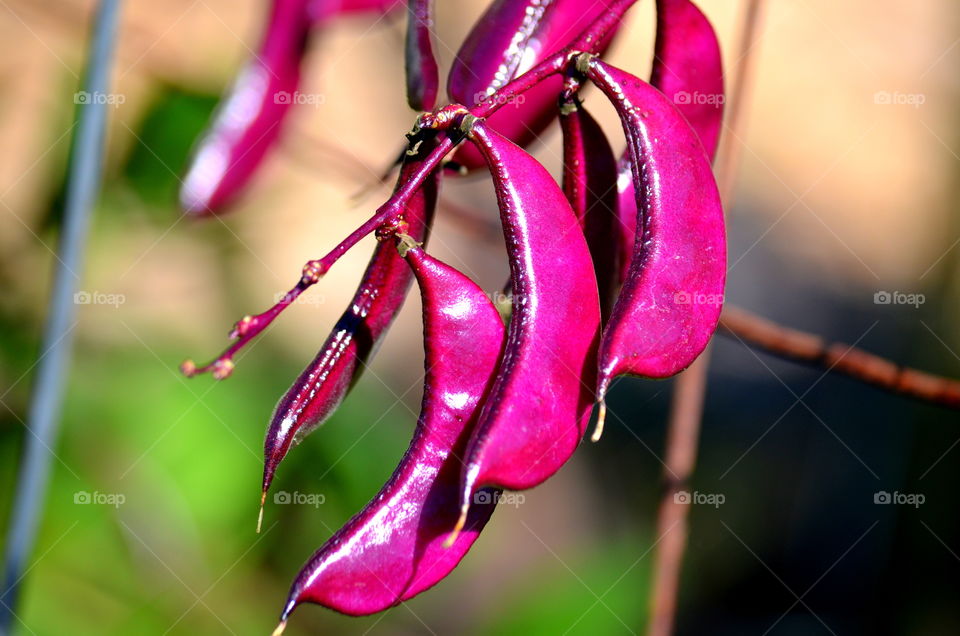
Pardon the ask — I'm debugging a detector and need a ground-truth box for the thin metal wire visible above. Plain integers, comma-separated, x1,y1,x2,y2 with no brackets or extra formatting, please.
0,1,122,630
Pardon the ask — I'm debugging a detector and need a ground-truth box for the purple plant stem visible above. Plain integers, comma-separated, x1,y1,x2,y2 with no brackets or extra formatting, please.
259,159,438,517
183,0,639,378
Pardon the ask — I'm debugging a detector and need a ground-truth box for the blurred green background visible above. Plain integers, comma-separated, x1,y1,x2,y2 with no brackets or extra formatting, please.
1,1,959,635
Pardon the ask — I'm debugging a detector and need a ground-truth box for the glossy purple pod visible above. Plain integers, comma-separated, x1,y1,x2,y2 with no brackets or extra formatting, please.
616,0,723,279
447,0,617,171
262,163,440,500
404,0,439,111
584,58,725,394
180,0,394,215
651,0,724,160
277,245,505,620
559,100,620,322
455,120,600,524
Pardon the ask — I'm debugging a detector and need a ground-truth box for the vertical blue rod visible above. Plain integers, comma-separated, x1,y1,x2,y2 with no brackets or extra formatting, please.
0,1,122,631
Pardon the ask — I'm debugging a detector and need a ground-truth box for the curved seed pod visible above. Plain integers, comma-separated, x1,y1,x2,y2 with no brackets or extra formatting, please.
404,0,439,111
452,119,601,533
584,58,725,396
651,0,724,160
447,0,617,171
180,0,394,215
617,0,723,279
276,245,505,622
559,98,620,321
261,163,440,510
614,157,638,283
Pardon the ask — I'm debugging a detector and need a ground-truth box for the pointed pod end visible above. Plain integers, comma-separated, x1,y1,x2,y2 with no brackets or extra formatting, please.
270,620,287,636
443,503,469,549
256,490,266,534
591,398,607,443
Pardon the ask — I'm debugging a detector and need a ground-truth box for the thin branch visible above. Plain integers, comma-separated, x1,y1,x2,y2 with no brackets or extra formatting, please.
183,2,641,381
719,305,960,409
646,354,709,636
0,0,123,629
647,2,765,635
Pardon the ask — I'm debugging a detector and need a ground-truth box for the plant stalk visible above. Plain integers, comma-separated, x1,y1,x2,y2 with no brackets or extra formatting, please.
647,2,764,635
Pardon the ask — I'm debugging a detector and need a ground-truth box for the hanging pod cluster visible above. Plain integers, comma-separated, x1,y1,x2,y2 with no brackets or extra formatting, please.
182,0,726,627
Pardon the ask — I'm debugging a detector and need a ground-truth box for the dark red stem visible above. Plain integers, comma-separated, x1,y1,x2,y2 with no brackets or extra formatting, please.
183,0,640,379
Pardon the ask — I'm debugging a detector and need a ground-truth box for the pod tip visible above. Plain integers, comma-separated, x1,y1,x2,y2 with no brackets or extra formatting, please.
271,620,287,636
591,397,607,443
443,503,469,549
256,490,266,534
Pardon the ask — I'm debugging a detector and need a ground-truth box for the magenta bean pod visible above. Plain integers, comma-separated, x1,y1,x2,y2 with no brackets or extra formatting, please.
583,58,725,395
651,0,724,160
276,245,505,621
405,0,439,111
447,0,617,171
180,0,395,215
559,99,620,321
451,118,600,534
617,0,724,280
261,163,440,503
